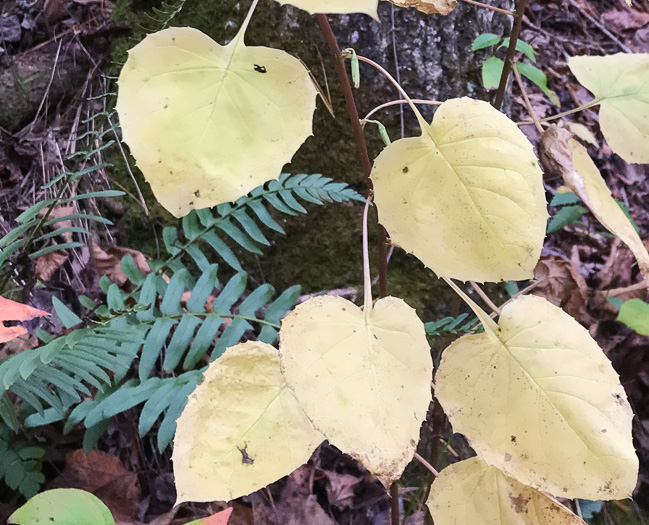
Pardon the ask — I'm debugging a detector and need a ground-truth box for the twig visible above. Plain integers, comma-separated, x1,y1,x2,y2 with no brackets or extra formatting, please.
461,0,516,16
511,62,543,134
317,15,389,298
414,452,439,477
567,0,632,54
493,0,529,111
364,99,442,121
469,281,502,315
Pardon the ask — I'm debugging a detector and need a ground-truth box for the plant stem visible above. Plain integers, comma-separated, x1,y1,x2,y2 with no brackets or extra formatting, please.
414,452,439,477
317,14,388,298
493,0,529,111
469,281,502,315
390,483,401,525
363,99,442,122
511,62,543,134
355,55,428,130
518,100,600,126
461,0,516,16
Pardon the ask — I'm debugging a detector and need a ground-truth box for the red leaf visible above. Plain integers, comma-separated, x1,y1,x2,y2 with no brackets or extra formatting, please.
200,508,233,525
0,296,48,344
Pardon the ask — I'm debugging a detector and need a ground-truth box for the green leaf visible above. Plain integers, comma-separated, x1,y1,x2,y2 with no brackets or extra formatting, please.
482,57,504,89
551,191,580,206
617,299,649,336
472,33,501,51
52,297,82,328
8,488,115,525
516,62,560,106
500,37,536,63
547,205,587,233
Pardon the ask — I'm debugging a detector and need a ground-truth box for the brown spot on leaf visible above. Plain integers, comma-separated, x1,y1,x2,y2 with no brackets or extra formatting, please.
508,492,529,514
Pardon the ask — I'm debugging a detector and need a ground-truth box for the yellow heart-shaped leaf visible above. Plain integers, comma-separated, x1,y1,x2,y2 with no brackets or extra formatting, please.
172,341,323,503
274,0,379,17
427,457,587,525
435,294,638,500
543,126,649,283
116,25,317,217
371,97,547,283
569,53,649,164
279,295,432,485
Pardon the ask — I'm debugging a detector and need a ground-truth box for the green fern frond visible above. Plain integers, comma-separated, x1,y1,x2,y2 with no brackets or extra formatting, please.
157,173,363,275
0,425,45,498
0,323,142,430
424,313,480,337
142,0,187,31
99,263,300,380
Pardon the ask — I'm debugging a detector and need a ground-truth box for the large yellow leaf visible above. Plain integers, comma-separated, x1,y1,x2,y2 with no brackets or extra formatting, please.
435,293,638,500
172,341,323,503
274,0,379,16
387,0,457,15
116,23,317,218
279,295,432,485
543,127,649,283
427,457,587,525
569,53,649,164
371,97,547,283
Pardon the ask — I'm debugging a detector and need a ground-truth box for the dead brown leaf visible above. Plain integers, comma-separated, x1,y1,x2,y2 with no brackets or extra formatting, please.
89,240,150,287
387,0,457,15
35,247,68,281
323,472,360,511
602,5,649,35
533,255,590,322
50,449,140,523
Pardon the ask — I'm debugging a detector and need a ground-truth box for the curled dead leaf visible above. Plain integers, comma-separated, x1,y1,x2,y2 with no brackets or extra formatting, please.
35,247,68,282
89,241,150,287
533,255,589,322
386,0,457,15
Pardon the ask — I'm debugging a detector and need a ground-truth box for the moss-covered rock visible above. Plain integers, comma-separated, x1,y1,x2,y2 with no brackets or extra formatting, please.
106,0,513,319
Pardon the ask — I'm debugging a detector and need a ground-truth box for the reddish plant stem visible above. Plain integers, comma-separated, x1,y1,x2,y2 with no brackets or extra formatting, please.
316,14,389,299
493,0,529,111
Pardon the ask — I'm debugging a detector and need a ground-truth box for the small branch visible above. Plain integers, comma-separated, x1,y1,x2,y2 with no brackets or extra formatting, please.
511,62,543,134
414,452,439,477
364,99,442,122
469,281,502,316
317,15,389,298
517,100,600,126
568,0,632,54
493,0,529,111
461,0,516,16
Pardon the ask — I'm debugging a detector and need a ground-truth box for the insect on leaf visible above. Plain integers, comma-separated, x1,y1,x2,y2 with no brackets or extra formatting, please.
8,488,115,525
542,126,649,283
371,97,548,283
435,292,638,500
172,341,323,504
569,53,649,164
116,20,317,217
0,296,48,344
427,457,587,525
273,0,379,16
279,295,432,485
